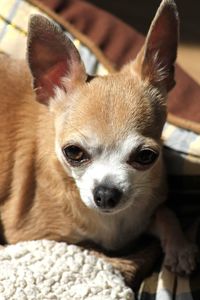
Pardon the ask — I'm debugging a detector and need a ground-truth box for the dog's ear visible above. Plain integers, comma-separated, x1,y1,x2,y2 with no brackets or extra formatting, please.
131,0,179,92
27,15,86,105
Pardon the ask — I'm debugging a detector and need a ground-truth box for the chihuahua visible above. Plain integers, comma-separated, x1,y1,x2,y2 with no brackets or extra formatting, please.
0,0,197,285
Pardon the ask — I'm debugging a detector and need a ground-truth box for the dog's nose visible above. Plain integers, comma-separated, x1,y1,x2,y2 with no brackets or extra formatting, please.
93,185,122,209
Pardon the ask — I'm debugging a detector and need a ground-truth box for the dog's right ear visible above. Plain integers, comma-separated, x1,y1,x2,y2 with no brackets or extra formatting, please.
125,0,179,93
27,15,86,105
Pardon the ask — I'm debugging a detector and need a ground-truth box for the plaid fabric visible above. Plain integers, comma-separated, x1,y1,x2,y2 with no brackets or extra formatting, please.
0,0,108,75
0,0,200,298
138,266,200,300
163,123,200,176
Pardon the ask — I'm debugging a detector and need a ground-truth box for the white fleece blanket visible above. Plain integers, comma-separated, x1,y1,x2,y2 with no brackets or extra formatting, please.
0,240,134,300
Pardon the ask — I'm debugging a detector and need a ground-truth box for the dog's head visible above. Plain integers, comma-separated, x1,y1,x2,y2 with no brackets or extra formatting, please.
27,0,178,214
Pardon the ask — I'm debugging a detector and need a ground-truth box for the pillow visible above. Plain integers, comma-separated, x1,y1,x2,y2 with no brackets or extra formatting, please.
0,240,134,299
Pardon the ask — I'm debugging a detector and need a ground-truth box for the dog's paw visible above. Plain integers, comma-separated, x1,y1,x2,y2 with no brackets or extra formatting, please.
164,241,198,275
90,249,138,287
104,256,138,286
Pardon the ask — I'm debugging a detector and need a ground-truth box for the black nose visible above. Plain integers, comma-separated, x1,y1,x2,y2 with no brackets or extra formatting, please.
93,185,122,209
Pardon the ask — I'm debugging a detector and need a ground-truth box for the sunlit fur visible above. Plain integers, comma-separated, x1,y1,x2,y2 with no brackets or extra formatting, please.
0,49,167,251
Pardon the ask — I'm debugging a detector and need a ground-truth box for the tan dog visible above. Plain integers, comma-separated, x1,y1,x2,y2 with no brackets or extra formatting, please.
0,0,197,285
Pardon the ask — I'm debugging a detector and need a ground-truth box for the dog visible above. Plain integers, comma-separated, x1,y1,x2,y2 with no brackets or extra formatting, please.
0,0,197,287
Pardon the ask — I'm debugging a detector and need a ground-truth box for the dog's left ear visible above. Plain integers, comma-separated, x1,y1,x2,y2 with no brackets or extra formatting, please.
27,15,86,105
130,0,179,92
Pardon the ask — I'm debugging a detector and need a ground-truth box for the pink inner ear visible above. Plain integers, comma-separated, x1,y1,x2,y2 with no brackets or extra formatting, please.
44,61,67,89
34,61,68,104
38,61,67,99
141,6,178,91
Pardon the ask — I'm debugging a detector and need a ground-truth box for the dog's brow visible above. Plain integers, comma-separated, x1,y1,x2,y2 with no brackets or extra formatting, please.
64,130,101,152
120,134,144,153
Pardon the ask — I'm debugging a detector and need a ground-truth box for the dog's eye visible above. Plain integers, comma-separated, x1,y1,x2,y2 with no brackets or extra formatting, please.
136,149,158,165
62,145,90,166
128,148,159,170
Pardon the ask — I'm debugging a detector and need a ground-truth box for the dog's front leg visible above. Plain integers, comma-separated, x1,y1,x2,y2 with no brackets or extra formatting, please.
80,239,161,291
150,204,198,275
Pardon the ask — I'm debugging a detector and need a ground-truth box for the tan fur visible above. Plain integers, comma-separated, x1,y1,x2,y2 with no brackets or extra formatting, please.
55,74,166,141
0,56,84,243
0,55,161,244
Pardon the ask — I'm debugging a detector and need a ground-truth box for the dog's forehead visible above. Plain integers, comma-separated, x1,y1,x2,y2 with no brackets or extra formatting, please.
72,76,152,127
56,72,165,143
57,115,159,157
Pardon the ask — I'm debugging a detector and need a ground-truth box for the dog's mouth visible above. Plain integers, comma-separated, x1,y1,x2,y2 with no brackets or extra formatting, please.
99,208,114,214
95,199,132,215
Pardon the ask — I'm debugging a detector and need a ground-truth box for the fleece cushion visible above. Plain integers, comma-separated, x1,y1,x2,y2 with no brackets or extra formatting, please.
0,240,134,300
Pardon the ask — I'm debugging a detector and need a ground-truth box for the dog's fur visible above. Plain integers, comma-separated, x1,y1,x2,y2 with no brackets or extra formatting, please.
0,0,197,285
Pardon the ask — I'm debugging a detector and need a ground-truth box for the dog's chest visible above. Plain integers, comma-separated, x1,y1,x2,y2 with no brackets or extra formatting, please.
88,206,152,251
